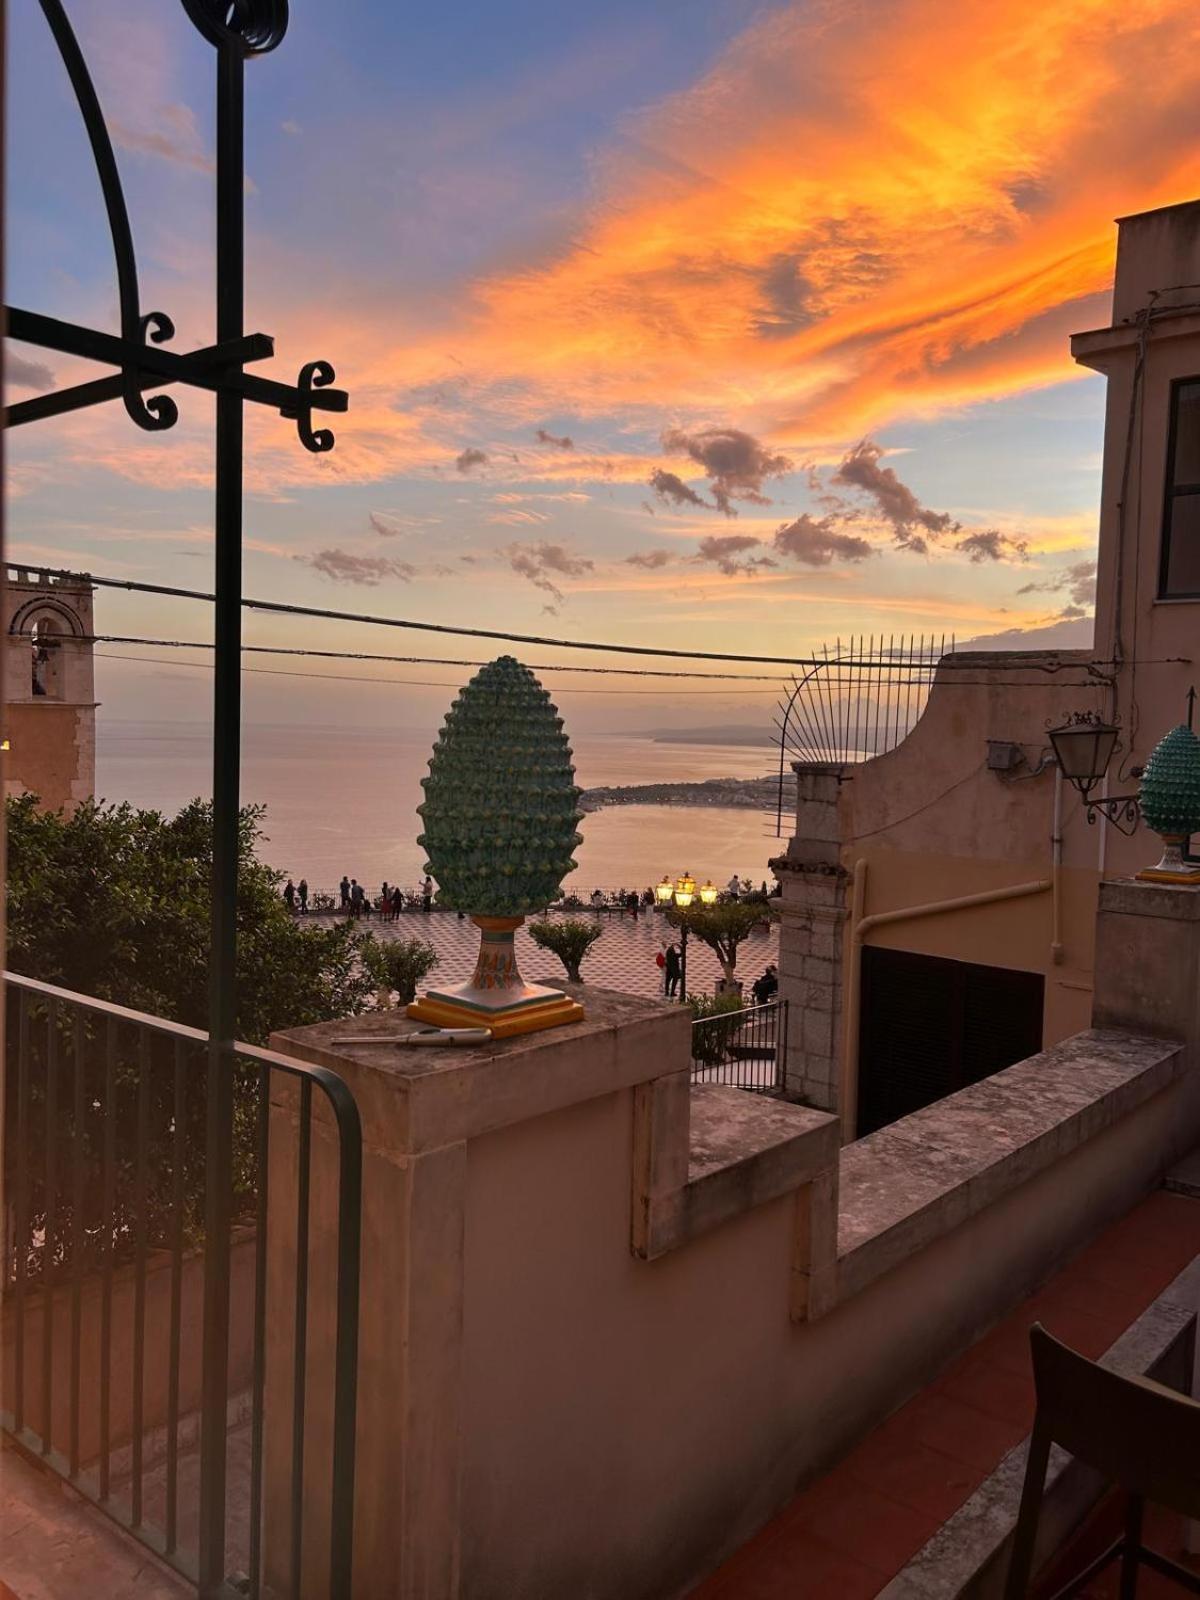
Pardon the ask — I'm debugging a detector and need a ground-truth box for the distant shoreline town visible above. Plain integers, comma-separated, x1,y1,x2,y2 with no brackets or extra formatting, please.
580,774,792,813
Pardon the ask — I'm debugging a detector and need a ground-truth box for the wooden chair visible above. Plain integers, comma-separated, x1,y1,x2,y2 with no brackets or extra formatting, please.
1006,1322,1200,1598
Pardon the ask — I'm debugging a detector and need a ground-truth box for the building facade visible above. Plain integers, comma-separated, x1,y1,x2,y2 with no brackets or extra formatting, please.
777,198,1200,1139
3,567,97,813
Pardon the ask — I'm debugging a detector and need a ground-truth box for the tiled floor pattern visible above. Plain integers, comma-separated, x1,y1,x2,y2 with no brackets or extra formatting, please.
688,1190,1200,1600
316,903,781,1001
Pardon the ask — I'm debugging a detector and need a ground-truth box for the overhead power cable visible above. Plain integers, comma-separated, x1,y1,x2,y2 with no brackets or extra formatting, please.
14,561,1102,672
91,635,782,682
92,652,777,695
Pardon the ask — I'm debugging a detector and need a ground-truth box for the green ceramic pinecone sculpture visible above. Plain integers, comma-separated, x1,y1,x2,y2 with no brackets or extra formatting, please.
417,656,583,917
1139,724,1200,838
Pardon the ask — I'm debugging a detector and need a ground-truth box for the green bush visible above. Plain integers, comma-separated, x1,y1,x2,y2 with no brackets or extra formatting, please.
687,990,746,1067
360,934,438,1004
528,917,602,982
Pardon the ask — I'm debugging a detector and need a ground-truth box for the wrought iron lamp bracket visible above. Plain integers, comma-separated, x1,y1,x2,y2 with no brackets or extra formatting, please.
1081,793,1142,836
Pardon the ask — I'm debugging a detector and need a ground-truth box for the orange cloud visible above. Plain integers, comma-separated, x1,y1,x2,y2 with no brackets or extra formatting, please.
22,0,1200,502
424,0,1200,445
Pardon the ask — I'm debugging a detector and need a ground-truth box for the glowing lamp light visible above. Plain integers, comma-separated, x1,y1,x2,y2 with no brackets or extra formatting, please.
699,879,718,905
674,871,696,908
655,874,674,906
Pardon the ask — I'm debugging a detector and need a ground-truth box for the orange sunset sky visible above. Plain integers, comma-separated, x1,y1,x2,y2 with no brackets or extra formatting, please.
7,0,1199,730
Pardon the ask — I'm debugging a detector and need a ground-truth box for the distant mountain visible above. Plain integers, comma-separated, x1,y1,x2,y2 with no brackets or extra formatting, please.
643,724,776,747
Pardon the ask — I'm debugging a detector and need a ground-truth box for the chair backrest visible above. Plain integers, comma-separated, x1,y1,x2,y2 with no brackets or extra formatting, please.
1029,1322,1200,1517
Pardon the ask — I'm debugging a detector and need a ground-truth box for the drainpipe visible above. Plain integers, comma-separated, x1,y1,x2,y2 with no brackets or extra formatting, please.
1051,765,1065,967
839,862,1053,1142
1097,770,1109,877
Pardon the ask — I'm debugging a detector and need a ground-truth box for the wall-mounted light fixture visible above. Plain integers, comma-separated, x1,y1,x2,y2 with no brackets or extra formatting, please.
1047,712,1140,835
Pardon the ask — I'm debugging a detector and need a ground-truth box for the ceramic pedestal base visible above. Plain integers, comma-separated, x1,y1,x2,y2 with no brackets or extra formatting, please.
406,914,585,1038
1136,835,1200,885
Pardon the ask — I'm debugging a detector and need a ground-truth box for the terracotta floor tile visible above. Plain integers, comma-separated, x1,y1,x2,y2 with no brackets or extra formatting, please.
1040,1262,1156,1328
689,1195,1200,1600
937,1356,1036,1428
905,1391,1028,1470
721,1531,885,1600
790,1481,937,1573
842,1432,981,1523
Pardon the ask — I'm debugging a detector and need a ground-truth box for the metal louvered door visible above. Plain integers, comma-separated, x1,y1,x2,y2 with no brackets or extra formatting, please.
856,948,1044,1139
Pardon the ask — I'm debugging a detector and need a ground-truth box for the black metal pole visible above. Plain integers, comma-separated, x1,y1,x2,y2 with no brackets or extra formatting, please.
680,924,687,1003
199,35,244,1598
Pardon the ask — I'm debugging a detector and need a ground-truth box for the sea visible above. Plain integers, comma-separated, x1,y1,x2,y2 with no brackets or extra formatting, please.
96,721,786,898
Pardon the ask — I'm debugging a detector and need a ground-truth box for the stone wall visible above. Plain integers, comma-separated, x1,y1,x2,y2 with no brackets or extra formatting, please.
263,882,1200,1599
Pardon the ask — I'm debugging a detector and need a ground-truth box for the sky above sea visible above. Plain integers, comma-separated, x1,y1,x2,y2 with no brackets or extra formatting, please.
10,0,1194,731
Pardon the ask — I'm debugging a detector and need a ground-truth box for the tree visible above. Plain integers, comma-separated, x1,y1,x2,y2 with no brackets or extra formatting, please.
527,918,603,982
666,900,772,985
360,934,438,1005
6,793,375,1044
6,795,381,1275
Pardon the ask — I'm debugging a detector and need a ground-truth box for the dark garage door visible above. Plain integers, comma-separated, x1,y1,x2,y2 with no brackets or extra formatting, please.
856,947,1044,1138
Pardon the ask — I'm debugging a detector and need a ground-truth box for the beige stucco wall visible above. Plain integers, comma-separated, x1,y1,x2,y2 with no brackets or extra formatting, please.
831,653,1112,1048
1076,202,1200,759
455,1045,1196,1600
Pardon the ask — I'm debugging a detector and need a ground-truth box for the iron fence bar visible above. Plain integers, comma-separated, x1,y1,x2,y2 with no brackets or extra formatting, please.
68,1008,85,1478
291,1077,313,1593
132,1025,151,1528
327,1069,363,1600
248,1062,270,1600
13,989,30,1436
3,331,276,429
166,1038,187,1555
99,1015,116,1501
4,307,346,419
42,997,59,1455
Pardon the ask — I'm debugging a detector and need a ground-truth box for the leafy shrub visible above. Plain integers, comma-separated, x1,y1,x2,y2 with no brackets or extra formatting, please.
360,935,438,1005
528,918,603,982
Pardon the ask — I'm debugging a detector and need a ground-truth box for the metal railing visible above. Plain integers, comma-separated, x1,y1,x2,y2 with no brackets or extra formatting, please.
690,999,787,1093
773,633,954,832
1,973,362,1599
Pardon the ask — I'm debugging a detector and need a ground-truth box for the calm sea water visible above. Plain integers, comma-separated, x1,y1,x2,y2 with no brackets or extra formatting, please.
96,721,784,895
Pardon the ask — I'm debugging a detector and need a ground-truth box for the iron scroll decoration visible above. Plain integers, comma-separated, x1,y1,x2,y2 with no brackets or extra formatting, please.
180,0,290,53
7,0,344,453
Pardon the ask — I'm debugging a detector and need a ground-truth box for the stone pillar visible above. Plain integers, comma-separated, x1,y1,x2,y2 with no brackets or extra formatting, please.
264,989,691,1600
1092,878,1200,1049
773,763,850,1113
262,988,839,1600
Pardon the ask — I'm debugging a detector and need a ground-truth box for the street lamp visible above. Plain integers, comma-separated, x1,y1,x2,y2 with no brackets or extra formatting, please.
659,871,703,1002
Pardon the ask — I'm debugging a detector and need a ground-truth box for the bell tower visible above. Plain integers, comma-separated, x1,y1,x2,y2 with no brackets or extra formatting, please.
3,567,97,812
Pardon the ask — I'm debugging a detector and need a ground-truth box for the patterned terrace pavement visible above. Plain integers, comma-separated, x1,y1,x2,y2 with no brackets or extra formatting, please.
314,904,781,1002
